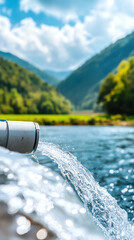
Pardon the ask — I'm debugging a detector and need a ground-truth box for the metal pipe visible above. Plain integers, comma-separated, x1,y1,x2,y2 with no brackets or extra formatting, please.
0,120,39,153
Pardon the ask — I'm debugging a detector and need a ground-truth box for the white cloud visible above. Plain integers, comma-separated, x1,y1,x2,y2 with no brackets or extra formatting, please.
20,0,134,24
20,0,98,22
0,0,134,71
0,16,92,70
0,0,4,4
116,0,134,16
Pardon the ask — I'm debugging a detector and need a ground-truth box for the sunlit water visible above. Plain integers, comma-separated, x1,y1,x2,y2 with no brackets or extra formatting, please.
38,126,134,223
0,148,105,239
38,141,134,240
0,126,134,240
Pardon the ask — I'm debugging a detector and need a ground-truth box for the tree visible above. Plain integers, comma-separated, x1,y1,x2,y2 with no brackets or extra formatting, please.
98,58,134,115
10,88,26,114
40,101,54,114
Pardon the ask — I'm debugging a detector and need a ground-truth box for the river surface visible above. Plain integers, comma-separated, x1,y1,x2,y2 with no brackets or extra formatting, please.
0,126,134,240
39,126,134,223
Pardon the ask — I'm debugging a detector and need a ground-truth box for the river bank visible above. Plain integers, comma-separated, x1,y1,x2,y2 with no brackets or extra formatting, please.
1,114,134,126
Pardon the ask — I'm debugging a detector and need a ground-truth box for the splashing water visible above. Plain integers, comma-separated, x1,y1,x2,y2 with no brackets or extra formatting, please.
0,147,105,240
38,142,134,240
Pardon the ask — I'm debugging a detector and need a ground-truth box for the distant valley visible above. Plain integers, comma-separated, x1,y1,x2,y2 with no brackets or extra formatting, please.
46,70,72,81
1,30,134,112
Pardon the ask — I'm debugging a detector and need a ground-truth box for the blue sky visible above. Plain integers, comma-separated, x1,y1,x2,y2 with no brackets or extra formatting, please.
1,0,64,27
0,0,134,71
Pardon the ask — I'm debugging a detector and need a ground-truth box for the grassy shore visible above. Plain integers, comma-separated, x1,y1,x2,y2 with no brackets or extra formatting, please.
1,114,134,126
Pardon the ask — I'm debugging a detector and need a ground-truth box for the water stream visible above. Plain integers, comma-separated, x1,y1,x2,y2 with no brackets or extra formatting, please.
38,141,134,240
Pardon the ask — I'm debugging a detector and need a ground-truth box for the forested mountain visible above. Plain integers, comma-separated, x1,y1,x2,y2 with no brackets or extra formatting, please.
0,51,58,85
0,57,72,114
58,31,134,109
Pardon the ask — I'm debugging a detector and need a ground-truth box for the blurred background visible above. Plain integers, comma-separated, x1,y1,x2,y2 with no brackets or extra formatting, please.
0,0,134,123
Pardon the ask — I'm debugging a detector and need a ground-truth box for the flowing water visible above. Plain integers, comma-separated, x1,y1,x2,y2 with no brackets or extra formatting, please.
0,126,134,240
38,126,134,223
38,141,134,240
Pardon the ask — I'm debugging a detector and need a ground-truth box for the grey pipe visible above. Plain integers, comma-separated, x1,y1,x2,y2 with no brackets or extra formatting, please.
0,120,39,153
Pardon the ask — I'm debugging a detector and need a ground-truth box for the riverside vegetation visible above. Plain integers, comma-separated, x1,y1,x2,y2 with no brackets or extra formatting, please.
98,57,134,115
1,114,134,126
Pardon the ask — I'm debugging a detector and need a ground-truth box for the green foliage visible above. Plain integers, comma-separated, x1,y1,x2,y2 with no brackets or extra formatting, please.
0,57,72,114
58,31,134,109
98,57,134,114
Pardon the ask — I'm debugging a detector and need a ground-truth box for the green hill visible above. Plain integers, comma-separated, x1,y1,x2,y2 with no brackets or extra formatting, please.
58,31,134,109
0,51,58,85
0,57,72,114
